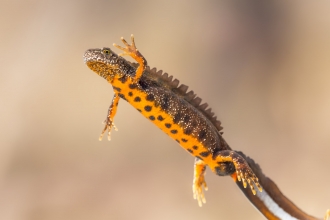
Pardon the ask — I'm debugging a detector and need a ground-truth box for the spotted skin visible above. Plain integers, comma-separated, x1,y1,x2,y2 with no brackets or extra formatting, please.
84,35,262,207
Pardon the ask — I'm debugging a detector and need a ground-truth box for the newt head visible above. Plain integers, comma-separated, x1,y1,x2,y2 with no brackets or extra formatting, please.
84,47,133,82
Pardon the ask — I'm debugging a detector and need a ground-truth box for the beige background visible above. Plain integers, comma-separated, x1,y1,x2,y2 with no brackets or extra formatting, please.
1,0,329,219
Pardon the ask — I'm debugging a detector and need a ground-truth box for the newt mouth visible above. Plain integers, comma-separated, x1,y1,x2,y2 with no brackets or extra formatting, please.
83,48,102,64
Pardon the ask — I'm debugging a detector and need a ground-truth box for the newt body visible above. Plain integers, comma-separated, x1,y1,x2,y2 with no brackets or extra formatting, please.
84,35,262,206
84,35,328,220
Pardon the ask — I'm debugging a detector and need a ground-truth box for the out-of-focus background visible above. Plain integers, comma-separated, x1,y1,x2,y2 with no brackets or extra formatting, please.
1,0,329,219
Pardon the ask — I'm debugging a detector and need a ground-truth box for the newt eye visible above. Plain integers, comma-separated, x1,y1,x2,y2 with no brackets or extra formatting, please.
102,49,111,55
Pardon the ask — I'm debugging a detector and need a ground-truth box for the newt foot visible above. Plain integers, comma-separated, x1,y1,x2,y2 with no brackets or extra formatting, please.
192,174,208,207
99,118,118,141
235,162,262,195
113,34,147,83
113,34,140,58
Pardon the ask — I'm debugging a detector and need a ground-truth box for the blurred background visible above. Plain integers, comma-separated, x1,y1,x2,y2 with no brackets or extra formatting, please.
1,0,329,219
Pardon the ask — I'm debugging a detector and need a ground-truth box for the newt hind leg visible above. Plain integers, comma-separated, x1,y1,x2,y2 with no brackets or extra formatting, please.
192,158,208,207
212,150,262,195
325,209,330,220
113,35,147,83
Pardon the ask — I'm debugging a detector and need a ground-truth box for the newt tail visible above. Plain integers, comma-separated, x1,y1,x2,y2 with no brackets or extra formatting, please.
233,152,324,220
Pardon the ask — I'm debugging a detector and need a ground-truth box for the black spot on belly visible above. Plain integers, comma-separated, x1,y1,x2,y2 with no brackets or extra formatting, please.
149,116,155,120
170,130,178,134
128,92,133,97
196,156,203,161
157,115,164,121
187,149,193,153
118,93,126,100
113,86,121,92
118,76,127,83
200,151,210,157
137,109,142,112
129,84,137,89
165,123,171,128
198,130,207,141
144,106,152,112
176,139,180,143
146,94,155,101
192,145,198,150
181,138,188,142
134,97,141,102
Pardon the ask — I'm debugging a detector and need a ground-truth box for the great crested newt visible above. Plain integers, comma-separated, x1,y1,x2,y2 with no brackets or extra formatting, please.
84,35,327,220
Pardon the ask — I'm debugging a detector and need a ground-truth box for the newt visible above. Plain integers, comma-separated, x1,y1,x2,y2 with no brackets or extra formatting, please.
84,35,326,219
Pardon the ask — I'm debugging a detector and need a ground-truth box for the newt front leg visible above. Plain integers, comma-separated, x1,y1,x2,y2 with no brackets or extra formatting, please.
99,93,119,141
99,35,146,141
113,34,147,83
